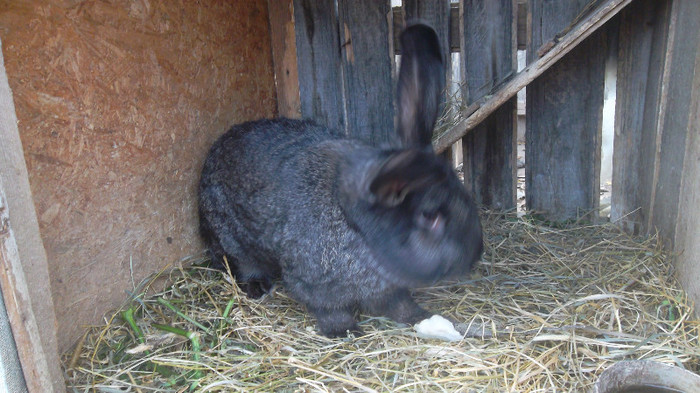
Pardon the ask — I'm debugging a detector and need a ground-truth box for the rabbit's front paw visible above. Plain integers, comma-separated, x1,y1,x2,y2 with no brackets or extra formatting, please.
311,307,363,338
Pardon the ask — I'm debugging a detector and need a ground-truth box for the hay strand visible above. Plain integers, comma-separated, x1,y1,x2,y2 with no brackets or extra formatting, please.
64,212,700,392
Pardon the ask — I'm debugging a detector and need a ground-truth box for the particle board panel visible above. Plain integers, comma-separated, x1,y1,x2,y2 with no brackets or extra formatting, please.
0,0,277,352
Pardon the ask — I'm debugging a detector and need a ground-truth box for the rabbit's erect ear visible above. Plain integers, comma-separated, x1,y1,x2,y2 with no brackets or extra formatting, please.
396,23,445,150
369,150,446,207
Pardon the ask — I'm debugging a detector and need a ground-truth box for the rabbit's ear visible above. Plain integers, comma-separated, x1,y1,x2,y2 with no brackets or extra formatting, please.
396,23,445,150
369,150,446,207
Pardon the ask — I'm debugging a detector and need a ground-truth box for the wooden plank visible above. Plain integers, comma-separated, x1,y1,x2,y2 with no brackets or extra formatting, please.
403,0,451,61
268,0,302,118
674,17,700,317
525,0,606,220
433,0,632,154
293,0,345,131
393,4,459,54
403,0,451,91
403,0,453,151
393,2,528,52
338,0,394,145
611,0,672,234
460,0,517,209
402,0,453,164
650,0,700,245
517,0,527,50
0,39,64,392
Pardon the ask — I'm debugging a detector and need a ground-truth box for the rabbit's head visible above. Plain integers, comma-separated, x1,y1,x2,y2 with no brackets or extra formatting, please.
340,22,483,286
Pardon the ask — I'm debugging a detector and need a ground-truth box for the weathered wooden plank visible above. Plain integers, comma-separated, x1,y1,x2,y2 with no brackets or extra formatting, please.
393,2,528,53
403,0,451,59
403,0,451,93
403,0,453,164
293,0,344,130
652,0,700,245
612,0,672,233
525,0,607,220
0,39,64,392
517,0,527,50
433,0,632,153
337,0,394,145
268,0,302,118
674,18,700,318
460,0,517,209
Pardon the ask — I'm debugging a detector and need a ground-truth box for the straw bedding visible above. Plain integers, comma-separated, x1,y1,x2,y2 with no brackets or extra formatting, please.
64,212,700,392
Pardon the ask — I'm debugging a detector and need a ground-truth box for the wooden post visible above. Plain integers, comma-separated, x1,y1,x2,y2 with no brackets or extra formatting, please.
526,0,606,221
649,0,700,244
460,0,517,210
293,0,345,131
337,0,395,146
612,0,672,233
673,19,700,317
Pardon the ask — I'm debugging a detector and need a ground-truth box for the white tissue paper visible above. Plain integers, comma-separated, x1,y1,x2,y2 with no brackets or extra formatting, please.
414,314,462,342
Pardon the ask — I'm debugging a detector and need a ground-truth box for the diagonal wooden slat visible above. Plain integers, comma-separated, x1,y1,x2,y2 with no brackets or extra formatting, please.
433,0,634,153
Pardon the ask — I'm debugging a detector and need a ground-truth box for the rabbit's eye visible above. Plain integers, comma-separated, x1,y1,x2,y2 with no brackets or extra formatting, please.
417,210,444,234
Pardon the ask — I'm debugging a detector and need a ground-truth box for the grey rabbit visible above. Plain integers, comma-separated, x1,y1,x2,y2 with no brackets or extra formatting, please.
198,23,483,337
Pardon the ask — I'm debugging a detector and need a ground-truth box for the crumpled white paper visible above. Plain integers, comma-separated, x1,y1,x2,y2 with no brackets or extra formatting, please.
414,314,462,342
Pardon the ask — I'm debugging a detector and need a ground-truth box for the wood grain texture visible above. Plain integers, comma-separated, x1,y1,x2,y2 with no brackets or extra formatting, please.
269,0,301,118
394,3,527,53
403,0,454,163
612,0,671,233
0,38,64,392
460,0,517,210
650,0,700,245
403,0,452,109
0,0,277,353
526,0,606,220
674,20,700,317
294,0,344,131
433,0,632,154
338,0,395,145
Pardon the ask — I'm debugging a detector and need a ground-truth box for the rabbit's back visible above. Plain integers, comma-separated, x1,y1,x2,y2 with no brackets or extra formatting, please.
199,118,391,307
199,118,341,256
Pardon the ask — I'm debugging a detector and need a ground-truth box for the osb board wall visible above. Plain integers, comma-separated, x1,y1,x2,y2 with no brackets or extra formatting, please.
0,0,276,353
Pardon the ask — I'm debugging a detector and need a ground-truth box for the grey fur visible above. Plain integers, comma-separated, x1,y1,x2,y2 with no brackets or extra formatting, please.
198,23,483,337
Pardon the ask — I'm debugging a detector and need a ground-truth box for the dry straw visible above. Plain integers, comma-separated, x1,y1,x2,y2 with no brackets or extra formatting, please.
65,211,699,392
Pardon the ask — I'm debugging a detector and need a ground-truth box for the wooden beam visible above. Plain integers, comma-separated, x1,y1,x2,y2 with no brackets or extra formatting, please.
268,0,302,119
433,0,633,154
0,39,64,392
